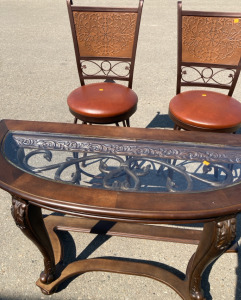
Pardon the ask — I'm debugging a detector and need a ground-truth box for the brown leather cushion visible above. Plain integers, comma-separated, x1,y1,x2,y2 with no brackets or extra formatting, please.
169,90,241,130
67,82,138,119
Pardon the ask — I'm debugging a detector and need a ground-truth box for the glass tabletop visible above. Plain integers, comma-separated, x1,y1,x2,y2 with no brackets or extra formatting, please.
2,130,241,193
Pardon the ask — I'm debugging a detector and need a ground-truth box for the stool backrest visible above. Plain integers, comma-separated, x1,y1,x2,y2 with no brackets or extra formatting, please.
177,1,241,95
67,0,144,88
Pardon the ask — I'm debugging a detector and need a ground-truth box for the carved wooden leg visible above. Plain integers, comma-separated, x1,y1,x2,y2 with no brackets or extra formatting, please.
186,216,236,300
11,196,56,285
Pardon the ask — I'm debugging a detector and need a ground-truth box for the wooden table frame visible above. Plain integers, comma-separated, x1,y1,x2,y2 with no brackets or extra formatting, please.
1,120,240,300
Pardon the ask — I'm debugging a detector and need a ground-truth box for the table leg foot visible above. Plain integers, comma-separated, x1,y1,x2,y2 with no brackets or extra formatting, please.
186,216,236,300
39,286,57,295
11,196,56,284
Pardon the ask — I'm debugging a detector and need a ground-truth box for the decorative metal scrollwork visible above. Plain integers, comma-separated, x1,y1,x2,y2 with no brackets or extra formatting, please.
14,148,237,193
181,66,236,86
4,132,241,193
81,60,131,78
11,134,241,164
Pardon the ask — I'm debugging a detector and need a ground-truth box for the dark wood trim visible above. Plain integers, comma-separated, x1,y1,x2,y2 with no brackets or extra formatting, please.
3,119,241,145
66,0,85,85
180,82,231,90
176,1,183,94
79,57,131,61
182,11,241,17
71,7,139,13
128,0,144,88
82,75,129,82
181,62,238,69
228,56,241,96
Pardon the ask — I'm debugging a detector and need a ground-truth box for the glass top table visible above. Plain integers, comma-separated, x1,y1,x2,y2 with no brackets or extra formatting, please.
3,128,241,193
0,119,240,299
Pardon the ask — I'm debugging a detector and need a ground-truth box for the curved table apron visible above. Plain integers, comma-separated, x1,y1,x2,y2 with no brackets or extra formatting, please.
0,119,241,300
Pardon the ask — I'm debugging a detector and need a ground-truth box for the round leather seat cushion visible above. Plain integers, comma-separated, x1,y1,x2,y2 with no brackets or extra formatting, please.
169,90,241,129
67,82,138,118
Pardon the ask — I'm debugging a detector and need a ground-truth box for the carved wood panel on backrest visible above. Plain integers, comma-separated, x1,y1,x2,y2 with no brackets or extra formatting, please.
73,11,137,58
182,16,241,65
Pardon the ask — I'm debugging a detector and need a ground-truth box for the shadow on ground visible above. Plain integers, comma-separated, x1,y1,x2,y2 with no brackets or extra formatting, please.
146,112,174,129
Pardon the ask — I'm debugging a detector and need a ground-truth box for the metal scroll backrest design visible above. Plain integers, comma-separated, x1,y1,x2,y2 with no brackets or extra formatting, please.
177,2,241,94
67,0,143,86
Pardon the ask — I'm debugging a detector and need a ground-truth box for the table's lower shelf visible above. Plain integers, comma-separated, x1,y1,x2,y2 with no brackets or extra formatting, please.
35,215,238,299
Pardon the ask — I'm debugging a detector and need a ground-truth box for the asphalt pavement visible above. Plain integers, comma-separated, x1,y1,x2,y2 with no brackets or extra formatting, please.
0,0,241,299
